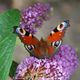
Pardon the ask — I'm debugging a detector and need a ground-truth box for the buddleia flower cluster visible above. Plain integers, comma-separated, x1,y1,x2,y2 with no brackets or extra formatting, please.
14,44,79,80
19,2,51,34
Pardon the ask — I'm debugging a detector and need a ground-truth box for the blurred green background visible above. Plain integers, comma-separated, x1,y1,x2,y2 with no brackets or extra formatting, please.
0,0,80,80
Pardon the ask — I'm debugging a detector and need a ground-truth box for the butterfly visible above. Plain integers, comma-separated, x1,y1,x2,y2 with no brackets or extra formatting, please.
14,20,70,59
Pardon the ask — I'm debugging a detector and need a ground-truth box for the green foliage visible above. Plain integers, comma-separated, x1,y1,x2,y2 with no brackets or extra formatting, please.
9,61,18,77
0,9,20,80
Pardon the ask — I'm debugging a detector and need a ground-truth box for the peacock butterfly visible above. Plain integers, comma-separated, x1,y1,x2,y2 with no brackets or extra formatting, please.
14,20,70,59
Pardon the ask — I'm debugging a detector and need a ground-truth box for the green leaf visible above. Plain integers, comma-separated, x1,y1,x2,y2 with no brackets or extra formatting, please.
0,9,20,80
9,61,18,77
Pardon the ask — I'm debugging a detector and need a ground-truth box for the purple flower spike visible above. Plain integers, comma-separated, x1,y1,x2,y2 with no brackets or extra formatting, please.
14,44,79,80
19,3,51,34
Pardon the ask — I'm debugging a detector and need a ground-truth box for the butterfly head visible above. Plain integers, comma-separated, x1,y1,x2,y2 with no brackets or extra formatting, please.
57,20,70,31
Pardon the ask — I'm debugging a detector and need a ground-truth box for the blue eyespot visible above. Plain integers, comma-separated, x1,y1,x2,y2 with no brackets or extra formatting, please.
16,28,26,36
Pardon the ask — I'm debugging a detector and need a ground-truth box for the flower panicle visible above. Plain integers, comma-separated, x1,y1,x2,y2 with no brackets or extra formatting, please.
19,2,52,34
14,45,79,80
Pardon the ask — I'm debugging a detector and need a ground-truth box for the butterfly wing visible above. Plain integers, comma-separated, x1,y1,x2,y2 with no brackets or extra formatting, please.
47,31,64,42
19,35,39,45
47,20,70,55
48,20,70,42
14,27,42,57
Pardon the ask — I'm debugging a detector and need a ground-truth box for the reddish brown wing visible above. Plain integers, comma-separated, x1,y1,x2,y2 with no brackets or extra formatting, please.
19,35,39,45
47,31,64,43
47,20,69,43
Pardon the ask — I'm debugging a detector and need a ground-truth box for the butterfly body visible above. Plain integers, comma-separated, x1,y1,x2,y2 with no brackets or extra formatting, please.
14,20,70,59
31,38,55,58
